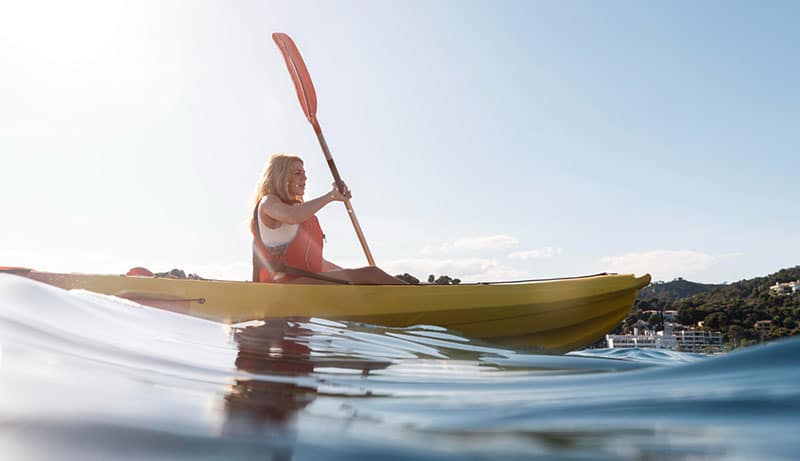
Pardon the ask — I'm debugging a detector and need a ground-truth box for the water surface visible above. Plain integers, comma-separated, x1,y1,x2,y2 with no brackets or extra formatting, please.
1,274,798,460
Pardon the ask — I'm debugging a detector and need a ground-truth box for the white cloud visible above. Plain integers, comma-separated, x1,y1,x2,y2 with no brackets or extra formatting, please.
600,250,731,281
508,247,563,260
420,235,519,255
381,257,527,283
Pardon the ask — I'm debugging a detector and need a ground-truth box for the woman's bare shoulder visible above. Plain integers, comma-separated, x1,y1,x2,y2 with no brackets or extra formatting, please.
261,194,283,208
260,194,293,226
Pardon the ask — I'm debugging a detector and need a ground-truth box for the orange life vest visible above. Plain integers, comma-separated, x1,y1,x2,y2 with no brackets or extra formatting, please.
251,207,324,283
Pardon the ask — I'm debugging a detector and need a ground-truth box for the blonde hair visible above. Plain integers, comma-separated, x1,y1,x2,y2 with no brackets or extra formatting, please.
251,154,303,230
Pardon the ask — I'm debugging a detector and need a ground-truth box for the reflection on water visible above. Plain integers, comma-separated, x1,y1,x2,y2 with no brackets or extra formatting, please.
0,274,799,461
222,320,316,461
224,320,317,433
222,319,392,460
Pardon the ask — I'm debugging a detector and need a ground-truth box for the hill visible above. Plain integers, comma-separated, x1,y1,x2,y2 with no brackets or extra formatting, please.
620,265,800,349
636,277,724,301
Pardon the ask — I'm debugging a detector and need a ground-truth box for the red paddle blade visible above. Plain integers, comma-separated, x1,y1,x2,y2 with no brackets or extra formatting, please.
272,32,320,131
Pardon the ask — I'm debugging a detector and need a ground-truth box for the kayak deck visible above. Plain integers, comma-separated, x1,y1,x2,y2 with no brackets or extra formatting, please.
19,270,651,353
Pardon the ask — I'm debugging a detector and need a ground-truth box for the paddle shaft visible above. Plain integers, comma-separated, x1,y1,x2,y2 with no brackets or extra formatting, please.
313,126,375,266
272,32,376,267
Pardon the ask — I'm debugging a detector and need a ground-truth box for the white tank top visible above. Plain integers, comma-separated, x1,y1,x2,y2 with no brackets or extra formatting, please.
257,196,299,255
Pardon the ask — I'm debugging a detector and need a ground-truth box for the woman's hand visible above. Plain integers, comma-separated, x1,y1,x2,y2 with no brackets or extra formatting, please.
329,181,352,202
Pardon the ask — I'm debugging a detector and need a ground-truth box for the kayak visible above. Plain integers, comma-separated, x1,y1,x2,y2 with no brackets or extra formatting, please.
6,268,650,353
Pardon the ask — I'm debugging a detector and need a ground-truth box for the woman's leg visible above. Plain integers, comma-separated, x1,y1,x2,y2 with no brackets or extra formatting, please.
288,267,407,285
324,267,408,285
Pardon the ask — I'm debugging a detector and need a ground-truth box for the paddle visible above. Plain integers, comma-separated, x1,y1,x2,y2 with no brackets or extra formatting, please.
272,32,376,266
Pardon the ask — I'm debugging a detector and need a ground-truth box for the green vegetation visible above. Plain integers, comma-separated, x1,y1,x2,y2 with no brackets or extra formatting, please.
637,277,723,300
394,273,462,285
615,266,800,349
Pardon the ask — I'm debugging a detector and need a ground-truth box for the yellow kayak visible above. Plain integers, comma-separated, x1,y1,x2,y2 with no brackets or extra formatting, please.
12,269,650,353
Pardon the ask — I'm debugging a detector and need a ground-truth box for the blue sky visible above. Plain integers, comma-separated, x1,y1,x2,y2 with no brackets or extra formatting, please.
1,1,797,283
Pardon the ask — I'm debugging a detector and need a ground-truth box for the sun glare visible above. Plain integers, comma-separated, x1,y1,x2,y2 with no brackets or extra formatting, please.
4,2,133,65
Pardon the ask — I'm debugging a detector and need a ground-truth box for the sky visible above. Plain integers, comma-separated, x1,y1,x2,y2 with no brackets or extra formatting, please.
0,0,797,284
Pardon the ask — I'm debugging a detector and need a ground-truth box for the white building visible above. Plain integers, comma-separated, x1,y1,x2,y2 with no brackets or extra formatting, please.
606,326,677,350
770,280,800,295
606,324,721,352
754,320,772,333
673,329,722,352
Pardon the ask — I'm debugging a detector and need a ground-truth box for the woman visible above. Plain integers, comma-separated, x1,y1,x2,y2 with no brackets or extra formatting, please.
251,153,404,284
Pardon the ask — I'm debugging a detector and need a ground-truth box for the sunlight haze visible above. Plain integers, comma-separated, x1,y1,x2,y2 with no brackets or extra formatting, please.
1,1,797,283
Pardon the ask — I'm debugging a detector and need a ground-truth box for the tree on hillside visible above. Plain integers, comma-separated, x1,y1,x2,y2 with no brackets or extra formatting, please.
630,265,800,349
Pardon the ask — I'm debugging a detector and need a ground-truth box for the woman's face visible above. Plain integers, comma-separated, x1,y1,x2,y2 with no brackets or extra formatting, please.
288,160,306,197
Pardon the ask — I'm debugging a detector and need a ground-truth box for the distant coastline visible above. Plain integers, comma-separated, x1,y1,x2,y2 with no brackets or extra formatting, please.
613,265,800,350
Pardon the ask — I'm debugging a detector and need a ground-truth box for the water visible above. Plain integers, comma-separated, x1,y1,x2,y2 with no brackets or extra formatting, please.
1,274,798,460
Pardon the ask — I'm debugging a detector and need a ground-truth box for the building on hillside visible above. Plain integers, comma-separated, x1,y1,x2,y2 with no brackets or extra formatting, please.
605,325,678,350
754,320,772,334
769,280,800,295
673,329,722,353
605,332,656,348
641,310,678,322
605,324,721,352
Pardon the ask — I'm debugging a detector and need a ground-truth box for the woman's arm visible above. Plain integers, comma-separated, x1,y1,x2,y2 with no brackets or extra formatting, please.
262,184,351,225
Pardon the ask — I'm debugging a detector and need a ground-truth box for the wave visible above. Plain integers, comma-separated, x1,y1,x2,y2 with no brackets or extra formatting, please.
1,274,798,460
